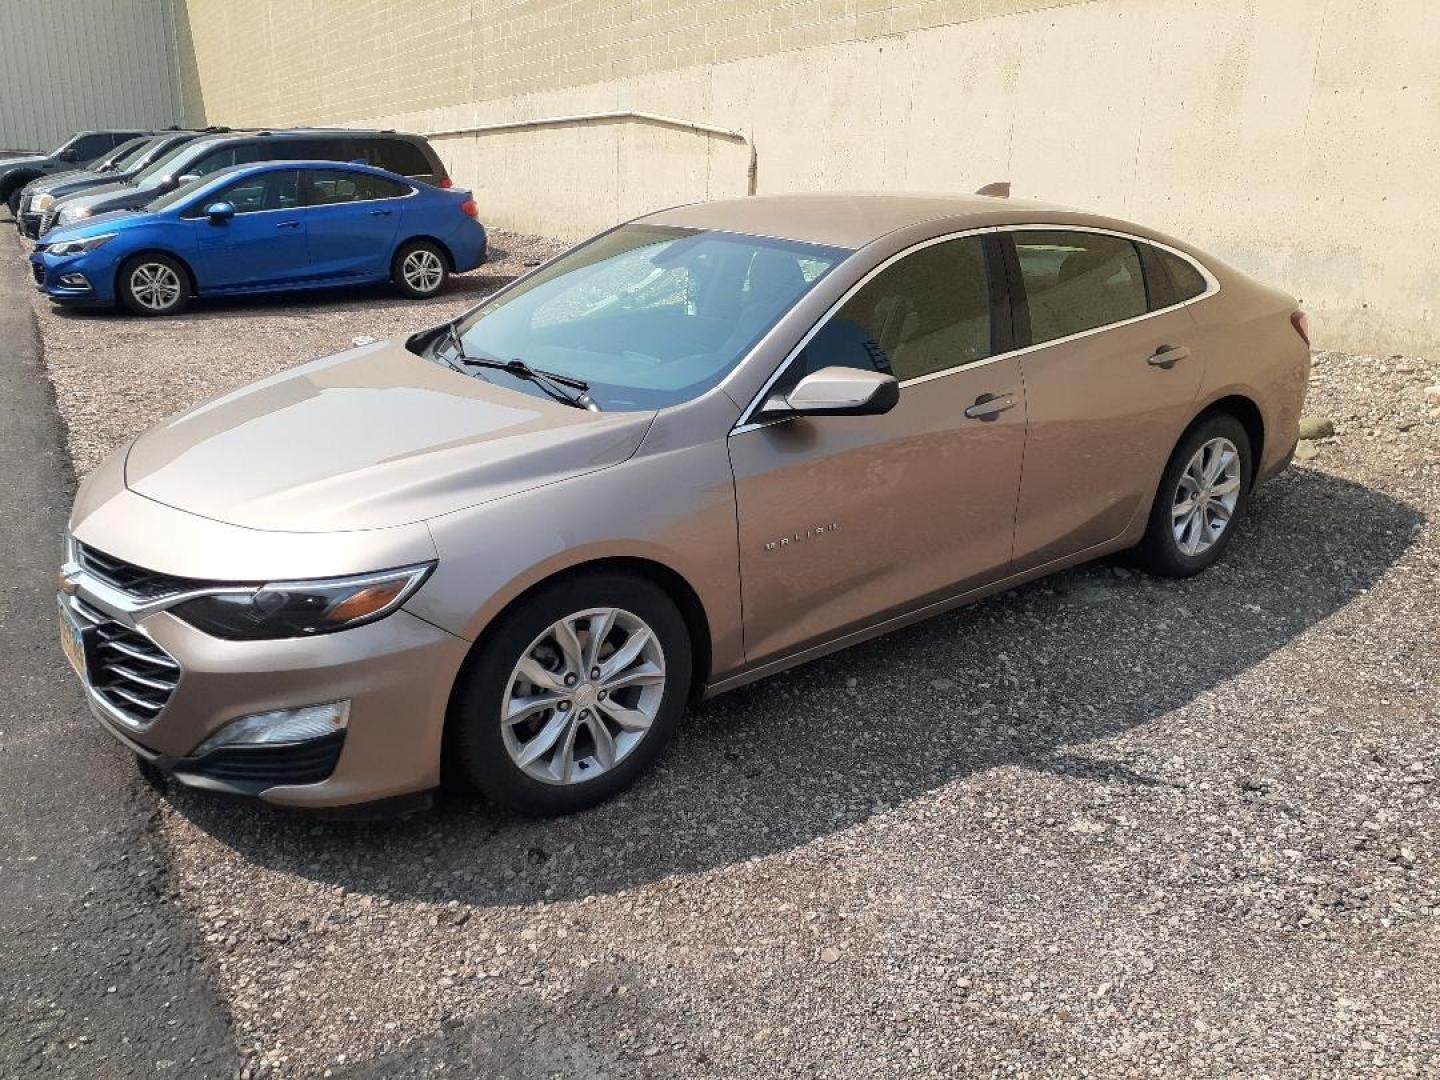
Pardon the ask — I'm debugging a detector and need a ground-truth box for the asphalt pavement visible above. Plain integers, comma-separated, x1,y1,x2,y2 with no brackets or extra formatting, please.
0,222,235,1077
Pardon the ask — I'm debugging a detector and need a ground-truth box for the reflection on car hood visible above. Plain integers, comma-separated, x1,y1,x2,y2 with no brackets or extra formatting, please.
124,339,656,532
42,210,144,244
29,169,106,193
0,154,48,172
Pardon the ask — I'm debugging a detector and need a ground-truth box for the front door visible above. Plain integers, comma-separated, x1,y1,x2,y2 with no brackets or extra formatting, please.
186,168,307,290
729,233,1028,664
1004,230,1206,570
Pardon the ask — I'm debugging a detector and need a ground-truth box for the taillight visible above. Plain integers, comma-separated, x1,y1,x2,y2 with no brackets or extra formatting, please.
459,199,478,219
438,177,453,189
1291,310,1311,346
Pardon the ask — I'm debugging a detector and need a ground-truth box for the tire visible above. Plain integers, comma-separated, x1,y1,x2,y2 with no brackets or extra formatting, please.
447,572,692,815
1136,412,1253,577
5,187,21,218
391,240,449,299
117,253,190,316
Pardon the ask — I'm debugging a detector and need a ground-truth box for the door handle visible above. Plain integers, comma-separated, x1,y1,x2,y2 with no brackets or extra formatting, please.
964,393,1017,421
369,209,392,217
1148,345,1190,368
276,220,300,230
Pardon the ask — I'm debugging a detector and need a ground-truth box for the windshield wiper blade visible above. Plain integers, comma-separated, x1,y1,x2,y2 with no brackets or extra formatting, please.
442,326,598,411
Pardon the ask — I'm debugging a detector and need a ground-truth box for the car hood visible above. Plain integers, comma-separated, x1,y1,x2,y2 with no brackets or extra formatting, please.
31,168,106,193
0,154,48,173
124,339,657,532
43,209,146,244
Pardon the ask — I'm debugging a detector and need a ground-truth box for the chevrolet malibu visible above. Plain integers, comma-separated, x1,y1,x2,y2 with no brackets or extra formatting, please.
58,193,1310,815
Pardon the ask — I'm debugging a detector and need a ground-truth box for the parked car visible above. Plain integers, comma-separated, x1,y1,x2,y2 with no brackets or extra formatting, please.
57,193,1310,815
0,129,149,216
17,130,218,238
45,128,451,234
31,160,486,314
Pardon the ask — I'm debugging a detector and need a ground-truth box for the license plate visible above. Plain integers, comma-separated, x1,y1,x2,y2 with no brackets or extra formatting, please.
58,599,87,679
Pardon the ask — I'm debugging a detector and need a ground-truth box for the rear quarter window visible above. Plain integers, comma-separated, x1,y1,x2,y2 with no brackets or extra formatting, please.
365,139,434,177
1159,249,1210,303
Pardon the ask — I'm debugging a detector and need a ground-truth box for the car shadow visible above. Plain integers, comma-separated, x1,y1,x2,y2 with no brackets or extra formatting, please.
166,467,1422,906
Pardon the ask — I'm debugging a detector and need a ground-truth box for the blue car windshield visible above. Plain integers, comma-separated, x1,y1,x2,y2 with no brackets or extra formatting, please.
446,225,850,411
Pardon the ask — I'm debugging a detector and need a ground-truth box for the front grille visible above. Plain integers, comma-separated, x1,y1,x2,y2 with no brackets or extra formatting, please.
184,732,344,790
18,191,32,217
20,212,40,239
77,542,195,601
70,599,181,726
39,209,58,236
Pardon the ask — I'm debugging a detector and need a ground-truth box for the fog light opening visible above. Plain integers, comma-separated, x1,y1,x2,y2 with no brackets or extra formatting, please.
192,701,350,757
57,273,90,290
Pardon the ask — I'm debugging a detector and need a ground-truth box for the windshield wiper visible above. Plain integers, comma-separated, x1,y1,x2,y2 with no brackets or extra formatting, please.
441,324,599,411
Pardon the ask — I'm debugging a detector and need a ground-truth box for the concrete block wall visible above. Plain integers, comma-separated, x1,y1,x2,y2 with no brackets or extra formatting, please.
177,0,1439,355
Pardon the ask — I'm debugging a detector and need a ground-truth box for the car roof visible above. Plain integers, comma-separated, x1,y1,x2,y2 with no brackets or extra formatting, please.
188,160,414,185
636,192,1166,250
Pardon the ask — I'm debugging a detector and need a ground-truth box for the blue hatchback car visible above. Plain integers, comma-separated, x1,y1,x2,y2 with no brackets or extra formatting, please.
29,161,487,315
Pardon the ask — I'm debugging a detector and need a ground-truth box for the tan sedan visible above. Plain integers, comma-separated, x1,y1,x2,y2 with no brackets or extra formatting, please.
59,193,1311,814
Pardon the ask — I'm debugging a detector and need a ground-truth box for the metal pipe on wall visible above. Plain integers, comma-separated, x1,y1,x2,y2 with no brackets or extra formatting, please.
423,111,757,196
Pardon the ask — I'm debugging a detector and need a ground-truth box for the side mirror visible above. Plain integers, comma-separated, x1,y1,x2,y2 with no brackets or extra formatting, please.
205,201,235,222
58,148,78,162
761,366,899,420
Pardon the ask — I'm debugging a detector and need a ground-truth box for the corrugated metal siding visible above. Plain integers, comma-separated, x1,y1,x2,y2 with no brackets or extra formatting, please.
0,0,184,152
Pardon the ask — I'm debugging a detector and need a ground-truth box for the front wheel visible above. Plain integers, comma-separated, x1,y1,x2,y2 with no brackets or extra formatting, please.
1136,412,1253,577
447,573,692,815
117,254,190,316
5,188,22,218
392,240,449,299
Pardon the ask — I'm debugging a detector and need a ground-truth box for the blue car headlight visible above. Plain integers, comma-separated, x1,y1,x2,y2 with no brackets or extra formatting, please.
48,233,116,257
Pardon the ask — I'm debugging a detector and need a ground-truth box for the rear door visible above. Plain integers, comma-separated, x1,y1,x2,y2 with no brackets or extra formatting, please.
300,169,408,280
184,169,308,289
1004,229,1208,570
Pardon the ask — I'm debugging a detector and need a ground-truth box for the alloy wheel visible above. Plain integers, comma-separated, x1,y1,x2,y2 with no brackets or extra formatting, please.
401,249,444,293
130,262,182,312
1172,436,1242,556
501,607,667,786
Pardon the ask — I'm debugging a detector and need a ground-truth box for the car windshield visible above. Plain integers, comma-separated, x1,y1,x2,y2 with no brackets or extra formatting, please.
444,225,850,411
131,141,208,191
146,173,218,212
99,138,153,171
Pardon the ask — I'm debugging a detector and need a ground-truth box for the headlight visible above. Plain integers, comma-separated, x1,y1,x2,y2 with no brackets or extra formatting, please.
47,233,116,257
34,193,55,211
59,206,92,223
170,563,434,641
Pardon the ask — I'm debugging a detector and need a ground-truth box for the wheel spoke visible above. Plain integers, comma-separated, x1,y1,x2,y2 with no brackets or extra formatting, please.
515,712,569,767
505,691,564,723
1210,476,1240,498
515,656,563,691
552,617,585,674
599,627,651,682
600,660,665,692
584,608,616,672
596,699,653,733
585,714,616,770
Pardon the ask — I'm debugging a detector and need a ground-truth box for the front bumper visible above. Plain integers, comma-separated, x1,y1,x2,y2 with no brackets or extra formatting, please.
30,247,116,302
59,482,474,808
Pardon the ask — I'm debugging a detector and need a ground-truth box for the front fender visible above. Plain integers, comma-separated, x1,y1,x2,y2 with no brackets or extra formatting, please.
408,433,745,681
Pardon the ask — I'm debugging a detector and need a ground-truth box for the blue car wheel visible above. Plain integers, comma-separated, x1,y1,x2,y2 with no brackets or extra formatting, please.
118,253,190,317
392,239,449,300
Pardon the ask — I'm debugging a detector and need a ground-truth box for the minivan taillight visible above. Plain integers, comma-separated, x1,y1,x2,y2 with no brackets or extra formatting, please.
438,177,453,189
1291,310,1311,346
459,199,478,219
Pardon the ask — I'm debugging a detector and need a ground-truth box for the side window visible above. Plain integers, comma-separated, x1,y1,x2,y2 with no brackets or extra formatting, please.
306,170,363,206
206,170,301,215
273,138,350,163
356,173,411,200
1158,249,1209,303
1013,231,1147,344
368,139,431,177
71,133,113,162
796,236,993,384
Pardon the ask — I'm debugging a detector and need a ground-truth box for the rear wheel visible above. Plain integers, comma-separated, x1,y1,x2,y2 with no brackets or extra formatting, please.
1137,412,1252,577
392,240,449,299
117,254,190,316
447,573,691,815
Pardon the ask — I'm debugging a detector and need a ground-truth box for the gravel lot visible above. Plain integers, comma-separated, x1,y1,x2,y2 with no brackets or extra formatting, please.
17,227,1440,1077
